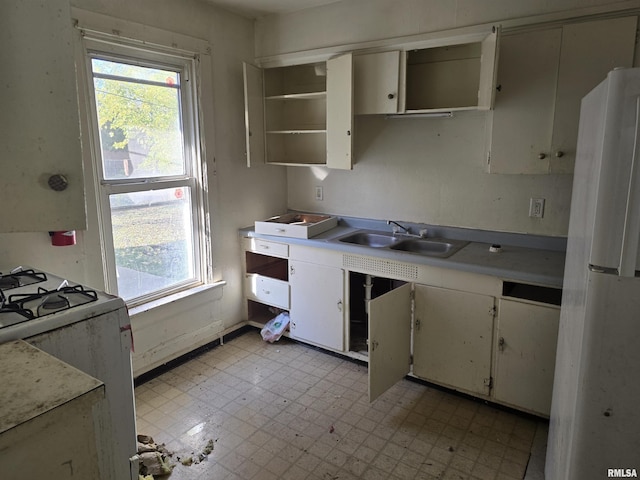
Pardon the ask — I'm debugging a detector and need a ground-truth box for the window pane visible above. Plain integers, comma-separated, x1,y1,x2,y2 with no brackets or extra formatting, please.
110,188,195,301
92,59,180,86
92,58,185,179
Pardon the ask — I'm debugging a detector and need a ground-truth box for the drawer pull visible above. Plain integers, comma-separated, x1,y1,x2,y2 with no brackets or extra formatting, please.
498,337,505,352
263,290,270,295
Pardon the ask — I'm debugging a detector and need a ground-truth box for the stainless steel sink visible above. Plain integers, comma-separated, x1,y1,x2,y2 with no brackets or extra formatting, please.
390,238,469,258
337,232,404,248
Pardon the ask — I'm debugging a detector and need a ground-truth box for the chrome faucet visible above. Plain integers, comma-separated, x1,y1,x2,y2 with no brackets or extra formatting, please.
387,220,410,235
387,220,428,238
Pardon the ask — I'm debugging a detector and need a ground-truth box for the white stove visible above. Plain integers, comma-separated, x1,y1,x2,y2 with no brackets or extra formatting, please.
0,266,138,480
0,266,125,343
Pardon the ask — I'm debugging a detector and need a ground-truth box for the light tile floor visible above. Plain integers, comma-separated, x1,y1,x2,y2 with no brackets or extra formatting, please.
135,331,547,480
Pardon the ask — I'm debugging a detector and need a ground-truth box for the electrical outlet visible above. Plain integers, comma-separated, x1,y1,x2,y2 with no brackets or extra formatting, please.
529,198,545,218
315,186,323,201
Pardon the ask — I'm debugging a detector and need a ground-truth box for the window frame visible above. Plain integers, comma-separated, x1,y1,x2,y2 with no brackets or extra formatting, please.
81,35,210,307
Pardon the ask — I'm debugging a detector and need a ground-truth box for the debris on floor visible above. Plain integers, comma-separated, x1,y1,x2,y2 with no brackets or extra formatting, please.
175,438,217,467
137,434,174,478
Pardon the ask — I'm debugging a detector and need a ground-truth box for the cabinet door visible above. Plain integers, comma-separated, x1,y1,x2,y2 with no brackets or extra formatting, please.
0,0,86,232
354,51,401,114
326,53,353,170
488,28,561,174
413,285,494,396
368,282,412,402
289,260,344,351
550,16,637,174
493,300,559,416
243,62,265,167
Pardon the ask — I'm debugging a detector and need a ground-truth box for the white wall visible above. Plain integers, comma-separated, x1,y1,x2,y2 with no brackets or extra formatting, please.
0,0,288,375
257,0,639,237
289,112,574,235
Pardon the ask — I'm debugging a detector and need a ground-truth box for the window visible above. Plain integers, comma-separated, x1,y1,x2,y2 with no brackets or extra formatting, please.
84,38,208,306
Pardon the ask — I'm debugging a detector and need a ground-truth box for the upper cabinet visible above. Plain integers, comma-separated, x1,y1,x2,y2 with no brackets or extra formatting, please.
488,16,638,174
354,51,401,114
243,53,353,169
0,0,86,232
354,27,499,115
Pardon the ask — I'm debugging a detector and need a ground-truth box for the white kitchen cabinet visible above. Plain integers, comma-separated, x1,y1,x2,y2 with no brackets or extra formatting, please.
353,28,499,116
403,28,499,113
493,298,560,417
243,54,353,169
413,284,495,396
489,16,637,174
368,282,412,402
0,0,86,232
354,51,401,115
245,241,290,322
289,260,345,351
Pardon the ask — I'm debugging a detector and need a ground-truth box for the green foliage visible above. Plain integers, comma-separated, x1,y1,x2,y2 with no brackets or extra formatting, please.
93,60,183,175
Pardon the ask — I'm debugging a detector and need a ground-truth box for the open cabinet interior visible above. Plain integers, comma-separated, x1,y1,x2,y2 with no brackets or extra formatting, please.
245,251,289,326
348,271,407,355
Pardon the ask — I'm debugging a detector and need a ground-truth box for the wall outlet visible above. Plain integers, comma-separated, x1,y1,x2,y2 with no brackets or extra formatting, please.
529,198,545,218
315,186,323,201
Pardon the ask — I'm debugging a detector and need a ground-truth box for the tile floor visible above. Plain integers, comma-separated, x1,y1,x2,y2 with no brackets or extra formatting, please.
135,331,547,480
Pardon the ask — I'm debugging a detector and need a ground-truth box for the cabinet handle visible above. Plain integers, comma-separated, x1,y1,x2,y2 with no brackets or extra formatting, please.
538,153,547,160
347,130,351,136
260,244,270,249
290,266,295,275
498,337,505,352
371,340,379,351
555,151,564,158
387,93,395,100
337,300,343,312
275,228,286,232
263,290,270,295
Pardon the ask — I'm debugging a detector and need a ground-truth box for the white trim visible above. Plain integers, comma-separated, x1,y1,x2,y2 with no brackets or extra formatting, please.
71,7,211,56
77,25,212,306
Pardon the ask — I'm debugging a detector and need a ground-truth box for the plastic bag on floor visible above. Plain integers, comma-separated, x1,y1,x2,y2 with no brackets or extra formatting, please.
260,312,290,343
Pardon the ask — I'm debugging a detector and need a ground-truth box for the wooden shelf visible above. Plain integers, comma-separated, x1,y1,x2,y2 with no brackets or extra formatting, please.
265,91,326,101
266,129,326,134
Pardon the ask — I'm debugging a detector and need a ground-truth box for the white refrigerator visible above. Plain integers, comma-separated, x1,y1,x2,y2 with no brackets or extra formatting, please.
547,67,640,479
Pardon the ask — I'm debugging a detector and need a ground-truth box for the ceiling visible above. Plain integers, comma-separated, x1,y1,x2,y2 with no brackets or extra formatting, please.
202,0,341,19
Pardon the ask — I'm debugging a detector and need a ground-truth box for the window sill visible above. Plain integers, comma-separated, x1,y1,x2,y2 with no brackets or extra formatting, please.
128,281,226,317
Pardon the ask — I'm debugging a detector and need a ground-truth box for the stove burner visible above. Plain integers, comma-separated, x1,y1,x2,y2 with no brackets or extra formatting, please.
39,294,70,311
0,268,47,291
0,276,20,289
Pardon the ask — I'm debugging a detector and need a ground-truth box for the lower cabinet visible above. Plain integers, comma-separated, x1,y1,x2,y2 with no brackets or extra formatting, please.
413,284,495,397
243,238,561,416
493,299,560,416
368,283,412,402
289,260,345,351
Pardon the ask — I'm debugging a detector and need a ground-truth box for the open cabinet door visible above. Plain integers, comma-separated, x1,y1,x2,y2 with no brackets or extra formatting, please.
243,62,265,167
368,283,412,402
326,53,353,170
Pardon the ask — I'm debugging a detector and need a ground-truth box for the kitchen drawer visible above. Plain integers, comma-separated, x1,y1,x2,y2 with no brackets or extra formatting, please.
248,238,289,258
245,274,290,309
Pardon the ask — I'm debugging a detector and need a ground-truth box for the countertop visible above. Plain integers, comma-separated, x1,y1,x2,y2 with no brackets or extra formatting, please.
0,340,104,434
241,218,566,288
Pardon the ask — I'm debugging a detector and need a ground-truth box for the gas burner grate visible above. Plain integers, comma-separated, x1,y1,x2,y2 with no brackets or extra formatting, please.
8,285,99,318
0,268,48,290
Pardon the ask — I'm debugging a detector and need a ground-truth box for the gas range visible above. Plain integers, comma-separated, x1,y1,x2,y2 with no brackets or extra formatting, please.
0,266,125,343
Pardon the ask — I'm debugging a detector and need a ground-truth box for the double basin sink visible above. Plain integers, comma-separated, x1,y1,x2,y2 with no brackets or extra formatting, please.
334,230,469,259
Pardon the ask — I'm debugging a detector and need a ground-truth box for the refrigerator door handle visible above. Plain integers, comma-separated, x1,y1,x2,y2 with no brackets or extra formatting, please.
619,96,640,277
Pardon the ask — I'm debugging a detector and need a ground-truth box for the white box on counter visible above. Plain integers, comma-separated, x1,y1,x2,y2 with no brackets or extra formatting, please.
255,213,337,239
